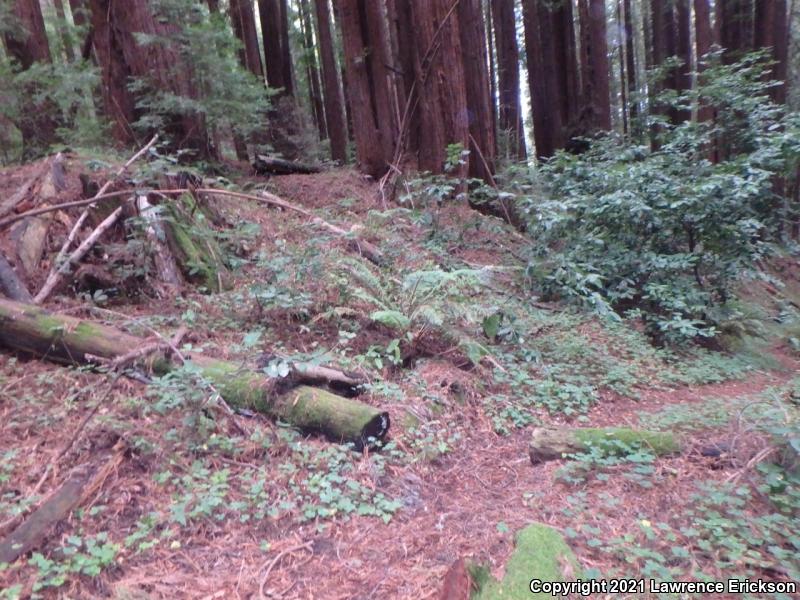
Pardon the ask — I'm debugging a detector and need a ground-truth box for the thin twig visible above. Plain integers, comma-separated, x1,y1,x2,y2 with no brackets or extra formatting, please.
258,542,313,600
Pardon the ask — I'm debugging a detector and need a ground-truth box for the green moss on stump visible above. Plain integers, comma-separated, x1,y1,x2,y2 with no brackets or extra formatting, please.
473,524,582,599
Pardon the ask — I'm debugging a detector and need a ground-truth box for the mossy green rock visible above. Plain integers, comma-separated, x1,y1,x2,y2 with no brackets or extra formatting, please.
473,523,581,599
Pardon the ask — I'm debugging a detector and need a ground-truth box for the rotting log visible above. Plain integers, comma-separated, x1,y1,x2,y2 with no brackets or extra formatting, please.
253,154,321,175
0,298,390,447
0,251,33,302
0,442,125,565
529,426,681,465
136,194,183,287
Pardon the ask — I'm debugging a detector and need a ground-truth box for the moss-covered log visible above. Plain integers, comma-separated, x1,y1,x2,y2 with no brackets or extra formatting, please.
0,298,389,447
529,426,682,464
470,524,583,599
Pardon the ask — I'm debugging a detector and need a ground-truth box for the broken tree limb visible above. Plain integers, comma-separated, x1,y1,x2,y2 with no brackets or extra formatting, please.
0,187,386,266
0,251,33,302
0,299,390,447
42,136,159,297
253,154,321,175
0,442,125,565
529,427,682,465
34,204,125,304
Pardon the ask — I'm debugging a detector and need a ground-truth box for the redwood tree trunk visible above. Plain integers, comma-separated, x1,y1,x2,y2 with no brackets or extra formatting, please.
492,0,526,159
755,0,789,103
259,0,291,92
230,0,264,79
279,0,295,95
3,0,59,158
585,0,611,131
694,0,713,121
523,0,564,158
314,0,348,162
457,0,496,181
88,0,212,159
717,0,755,63
551,0,581,132
674,0,692,122
623,0,638,132
336,0,389,176
406,0,470,177
300,0,327,139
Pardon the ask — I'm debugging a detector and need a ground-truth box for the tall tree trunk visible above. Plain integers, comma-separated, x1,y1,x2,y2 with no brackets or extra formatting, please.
230,0,265,79
3,0,59,158
279,0,295,94
457,0,496,181
522,0,563,159
551,0,581,132
623,0,639,133
585,0,612,131
694,0,714,122
336,0,389,176
88,0,212,159
492,0,526,159
485,0,498,145
314,0,348,162
717,0,755,63
755,0,789,103
53,0,76,62
405,0,470,177
229,0,264,161
386,0,417,154
617,0,629,134
300,0,327,139
259,0,291,92
674,0,692,122
363,0,399,165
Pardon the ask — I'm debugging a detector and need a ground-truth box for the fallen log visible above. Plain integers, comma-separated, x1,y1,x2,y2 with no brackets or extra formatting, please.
467,523,582,599
0,442,125,565
529,426,682,465
253,155,321,176
136,194,183,287
0,298,389,447
0,251,33,302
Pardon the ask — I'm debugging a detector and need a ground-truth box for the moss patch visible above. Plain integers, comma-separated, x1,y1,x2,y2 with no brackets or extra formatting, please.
473,523,581,599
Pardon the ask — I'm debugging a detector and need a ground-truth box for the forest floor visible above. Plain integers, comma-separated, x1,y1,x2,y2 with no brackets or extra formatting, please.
0,155,799,599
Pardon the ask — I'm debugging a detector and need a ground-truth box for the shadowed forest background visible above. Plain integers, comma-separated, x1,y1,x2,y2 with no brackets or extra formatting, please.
0,0,800,598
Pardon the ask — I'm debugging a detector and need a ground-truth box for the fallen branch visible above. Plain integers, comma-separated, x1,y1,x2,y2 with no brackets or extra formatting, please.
0,299,390,447
0,161,49,218
0,442,125,564
1,187,385,266
42,136,158,294
34,204,125,304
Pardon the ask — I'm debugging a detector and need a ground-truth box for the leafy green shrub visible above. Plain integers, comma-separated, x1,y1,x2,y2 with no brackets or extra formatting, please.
521,52,800,344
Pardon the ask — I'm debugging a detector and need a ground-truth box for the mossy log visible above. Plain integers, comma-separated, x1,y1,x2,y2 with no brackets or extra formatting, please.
0,298,389,447
162,195,232,293
253,154,321,175
529,426,682,464
470,524,582,599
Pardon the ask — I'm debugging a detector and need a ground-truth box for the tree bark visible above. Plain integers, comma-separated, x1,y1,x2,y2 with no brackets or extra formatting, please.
279,0,295,95
314,0,348,162
300,0,327,139
406,0,470,177
551,0,581,131
230,0,265,79
623,0,638,132
522,0,564,158
585,0,612,131
717,0,755,63
336,0,389,176
694,0,714,122
457,0,496,181
259,0,291,92
0,298,390,447
492,0,526,159
0,252,33,302
88,0,213,159
674,0,692,122
755,0,789,103
3,0,59,158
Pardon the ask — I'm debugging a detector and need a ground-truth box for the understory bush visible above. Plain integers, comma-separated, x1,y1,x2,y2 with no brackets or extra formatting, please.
520,52,800,344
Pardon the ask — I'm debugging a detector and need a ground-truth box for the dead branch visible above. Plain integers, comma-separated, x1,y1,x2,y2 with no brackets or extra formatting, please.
34,204,125,304
0,251,33,302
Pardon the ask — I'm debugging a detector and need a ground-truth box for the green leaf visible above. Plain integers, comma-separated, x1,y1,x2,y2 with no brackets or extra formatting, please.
482,313,501,341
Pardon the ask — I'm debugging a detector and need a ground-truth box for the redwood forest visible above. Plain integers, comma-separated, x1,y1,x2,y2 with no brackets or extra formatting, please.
1,0,800,598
